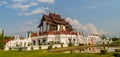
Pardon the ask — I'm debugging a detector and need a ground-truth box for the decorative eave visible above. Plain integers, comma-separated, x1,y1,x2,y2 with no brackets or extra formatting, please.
46,21,56,25
52,19,66,25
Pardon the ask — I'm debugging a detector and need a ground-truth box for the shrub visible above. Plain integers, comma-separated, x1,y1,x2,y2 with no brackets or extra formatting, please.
39,46,41,50
56,41,60,44
24,42,26,47
27,42,32,46
9,47,12,50
100,50,107,54
54,47,57,49
113,39,120,44
61,43,64,48
114,53,120,57
48,45,52,50
31,46,33,50
68,42,73,47
115,49,120,52
19,47,22,51
79,44,84,46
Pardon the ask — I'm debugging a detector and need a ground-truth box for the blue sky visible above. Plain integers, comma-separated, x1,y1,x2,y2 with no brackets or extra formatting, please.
0,0,120,37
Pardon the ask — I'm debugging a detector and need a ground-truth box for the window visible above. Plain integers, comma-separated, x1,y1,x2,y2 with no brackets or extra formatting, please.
73,39,75,41
33,40,36,46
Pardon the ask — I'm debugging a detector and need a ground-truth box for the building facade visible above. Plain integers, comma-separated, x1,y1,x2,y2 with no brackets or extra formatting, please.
5,13,108,50
31,13,87,48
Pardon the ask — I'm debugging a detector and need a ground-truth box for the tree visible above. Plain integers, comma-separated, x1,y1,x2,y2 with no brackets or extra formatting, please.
101,34,107,40
0,36,5,50
111,37,118,41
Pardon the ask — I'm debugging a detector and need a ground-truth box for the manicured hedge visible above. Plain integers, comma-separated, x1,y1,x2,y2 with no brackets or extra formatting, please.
115,49,120,52
113,52,120,57
100,50,107,54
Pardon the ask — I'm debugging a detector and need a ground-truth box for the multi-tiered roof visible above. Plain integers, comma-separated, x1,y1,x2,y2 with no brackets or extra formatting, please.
38,13,73,31
31,13,84,37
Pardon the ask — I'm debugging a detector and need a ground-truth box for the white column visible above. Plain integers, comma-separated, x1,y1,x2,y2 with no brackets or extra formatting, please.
63,25,66,31
36,40,38,46
57,25,60,31
43,21,46,31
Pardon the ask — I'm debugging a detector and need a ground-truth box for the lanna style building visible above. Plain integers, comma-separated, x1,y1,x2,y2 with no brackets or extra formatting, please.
31,13,88,49
5,12,105,50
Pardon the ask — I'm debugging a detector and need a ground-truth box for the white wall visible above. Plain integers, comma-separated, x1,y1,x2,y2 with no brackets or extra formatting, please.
60,34,68,45
52,44,61,48
41,45,49,49
47,35,55,42
5,38,32,50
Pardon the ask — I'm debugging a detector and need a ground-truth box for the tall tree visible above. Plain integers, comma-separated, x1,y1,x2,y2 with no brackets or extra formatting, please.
0,35,4,50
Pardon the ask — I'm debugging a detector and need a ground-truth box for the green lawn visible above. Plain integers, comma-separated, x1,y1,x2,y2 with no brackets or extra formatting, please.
113,39,120,44
0,50,114,57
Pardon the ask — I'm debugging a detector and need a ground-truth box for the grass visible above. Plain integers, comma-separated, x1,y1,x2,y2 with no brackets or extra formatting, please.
0,50,115,57
113,39,120,44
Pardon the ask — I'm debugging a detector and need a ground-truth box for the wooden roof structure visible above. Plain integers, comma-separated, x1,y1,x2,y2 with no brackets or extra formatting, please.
38,13,72,27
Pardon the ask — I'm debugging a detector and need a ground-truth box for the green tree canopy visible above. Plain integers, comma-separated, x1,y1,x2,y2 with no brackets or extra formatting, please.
101,34,107,40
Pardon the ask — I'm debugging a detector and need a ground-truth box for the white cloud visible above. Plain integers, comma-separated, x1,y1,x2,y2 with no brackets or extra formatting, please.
65,17,82,30
99,30,108,35
12,0,25,3
65,13,114,37
19,7,50,16
10,0,54,10
0,0,54,16
30,2,38,6
83,23,99,34
6,19,39,36
6,25,38,36
11,3,30,11
37,0,55,3
85,6,96,9
65,17,99,35
65,8,72,11
12,0,55,4
0,0,55,36
0,29,2,33
65,18,117,37
0,1,8,6
23,19,38,25
11,2,38,11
